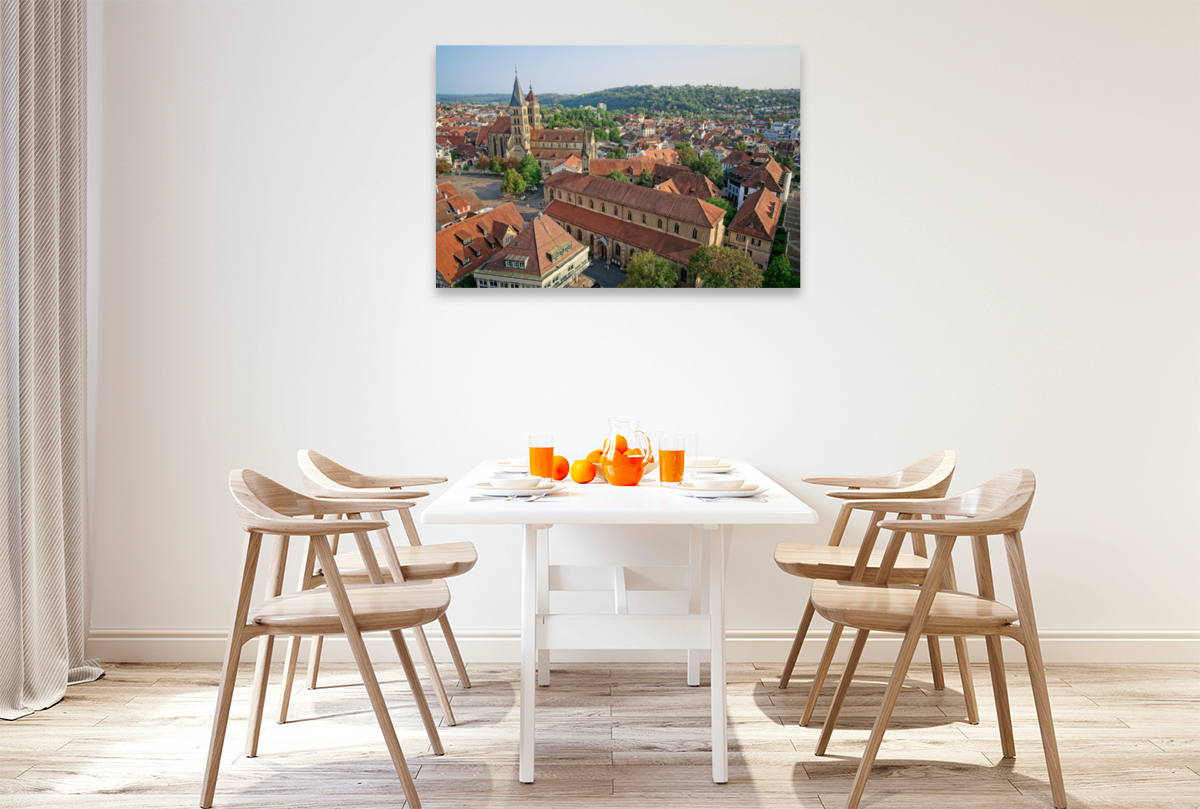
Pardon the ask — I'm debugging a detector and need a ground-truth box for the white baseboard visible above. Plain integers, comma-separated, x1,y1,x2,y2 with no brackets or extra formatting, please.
88,626,1200,665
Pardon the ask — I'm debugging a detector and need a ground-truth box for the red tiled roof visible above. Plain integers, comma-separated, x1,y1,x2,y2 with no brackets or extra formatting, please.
546,172,724,229
489,115,512,135
544,200,699,266
532,128,587,144
650,163,696,184
638,149,679,164
656,173,720,200
435,188,485,228
435,203,525,285
588,158,661,178
436,182,458,198
478,216,585,281
727,189,781,242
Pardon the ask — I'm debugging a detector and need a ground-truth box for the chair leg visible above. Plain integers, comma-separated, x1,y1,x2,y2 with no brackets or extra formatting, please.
201,533,262,809
953,635,979,724
389,628,445,756
779,597,816,688
840,536,957,809
311,535,424,808
925,634,946,690
801,622,843,726
305,635,325,689
200,632,248,808
815,628,870,755
842,626,924,809
244,635,275,757
985,634,1015,756
412,623,457,726
277,634,303,723
439,613,472,688
245,534,288,757
1006,532,1067,809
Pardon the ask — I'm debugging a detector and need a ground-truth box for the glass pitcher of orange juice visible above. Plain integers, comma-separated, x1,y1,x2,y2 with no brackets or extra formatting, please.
601,417,655,486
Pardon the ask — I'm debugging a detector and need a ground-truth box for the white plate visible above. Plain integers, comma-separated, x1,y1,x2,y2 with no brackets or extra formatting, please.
495,460,529,470
686,458,733,471
673,482,768,498
472,480,563,495
689,465,737,475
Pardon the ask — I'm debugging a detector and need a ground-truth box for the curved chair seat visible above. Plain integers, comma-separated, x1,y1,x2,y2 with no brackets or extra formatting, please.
774,543,930,585
250,580,451,635
318,541,477,584
811,580,1018,637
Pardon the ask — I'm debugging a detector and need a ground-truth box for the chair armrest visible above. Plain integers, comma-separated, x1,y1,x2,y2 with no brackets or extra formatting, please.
839,496,958,514
877,516,1009,536
357,474,448,488
803,474,898,488
308,497,416,516
828,486,940,501
310,488,429,500
249,517,389,536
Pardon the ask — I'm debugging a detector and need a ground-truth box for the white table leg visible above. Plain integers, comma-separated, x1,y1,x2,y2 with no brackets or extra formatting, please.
710,524,730,783
537,526,550,687
688,527,703,687
520,524,539,783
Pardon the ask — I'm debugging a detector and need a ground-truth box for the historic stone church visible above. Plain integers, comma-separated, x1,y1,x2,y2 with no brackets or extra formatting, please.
487,72,597,174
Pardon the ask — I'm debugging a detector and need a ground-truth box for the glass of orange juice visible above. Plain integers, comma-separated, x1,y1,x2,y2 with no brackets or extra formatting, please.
529,433,554,478
659,432,686,483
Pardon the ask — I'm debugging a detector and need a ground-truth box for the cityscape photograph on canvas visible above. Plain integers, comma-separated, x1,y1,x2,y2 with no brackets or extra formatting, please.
435,46,800,289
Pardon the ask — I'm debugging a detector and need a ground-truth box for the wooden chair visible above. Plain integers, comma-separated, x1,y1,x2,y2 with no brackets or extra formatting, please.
274,450,475,728
202,469,450,809
809,469,1066,809
775,450,978,727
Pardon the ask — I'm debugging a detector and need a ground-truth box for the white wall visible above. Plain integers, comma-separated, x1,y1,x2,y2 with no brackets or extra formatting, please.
87,0,1200,663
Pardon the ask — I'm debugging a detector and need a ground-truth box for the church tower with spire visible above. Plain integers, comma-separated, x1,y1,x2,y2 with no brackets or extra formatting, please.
508,71,528,155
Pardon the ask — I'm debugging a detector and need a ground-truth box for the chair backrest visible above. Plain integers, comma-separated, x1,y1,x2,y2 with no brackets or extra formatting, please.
940,469,1036,533
230,468,318,530
828,450,956,502
895,450,956,489
874,469,1036,537
298,450,373,493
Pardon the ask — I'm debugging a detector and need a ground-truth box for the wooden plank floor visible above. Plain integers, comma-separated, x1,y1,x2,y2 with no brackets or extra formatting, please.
1,660,1197,808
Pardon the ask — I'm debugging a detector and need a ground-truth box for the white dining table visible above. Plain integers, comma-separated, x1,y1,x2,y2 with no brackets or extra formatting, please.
420,459,818,784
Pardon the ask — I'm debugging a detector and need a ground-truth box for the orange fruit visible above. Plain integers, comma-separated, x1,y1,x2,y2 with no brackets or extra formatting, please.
570,459,597,484
626,448,644,456
602,435,629,455
551,455,569,481
586,448,603,464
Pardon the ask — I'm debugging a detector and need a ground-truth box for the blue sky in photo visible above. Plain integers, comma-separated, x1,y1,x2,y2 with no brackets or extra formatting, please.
436,46,802,95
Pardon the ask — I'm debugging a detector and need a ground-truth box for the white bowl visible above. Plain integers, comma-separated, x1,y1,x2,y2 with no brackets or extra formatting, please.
500,476,543,489
508,456,529,466
691,476,745,491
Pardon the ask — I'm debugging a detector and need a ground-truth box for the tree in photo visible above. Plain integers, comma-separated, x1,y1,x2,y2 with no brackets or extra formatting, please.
703,196,736,228
620,252,678,288
638,169,654,188
610,126,622,142
605,170,630,183
688,244,762,288
695,153,725,186
436,158,453,175
506,156,522,172
679,147,699,170
454,273,476,288
608,145,627,160
762,253,800,288
490,156,505,174
519,154,542,187
501,168,527,195
735,139,748,152
476,155,491,171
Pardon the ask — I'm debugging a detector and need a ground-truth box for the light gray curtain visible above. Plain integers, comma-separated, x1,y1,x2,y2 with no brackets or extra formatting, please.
0,0,99,721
